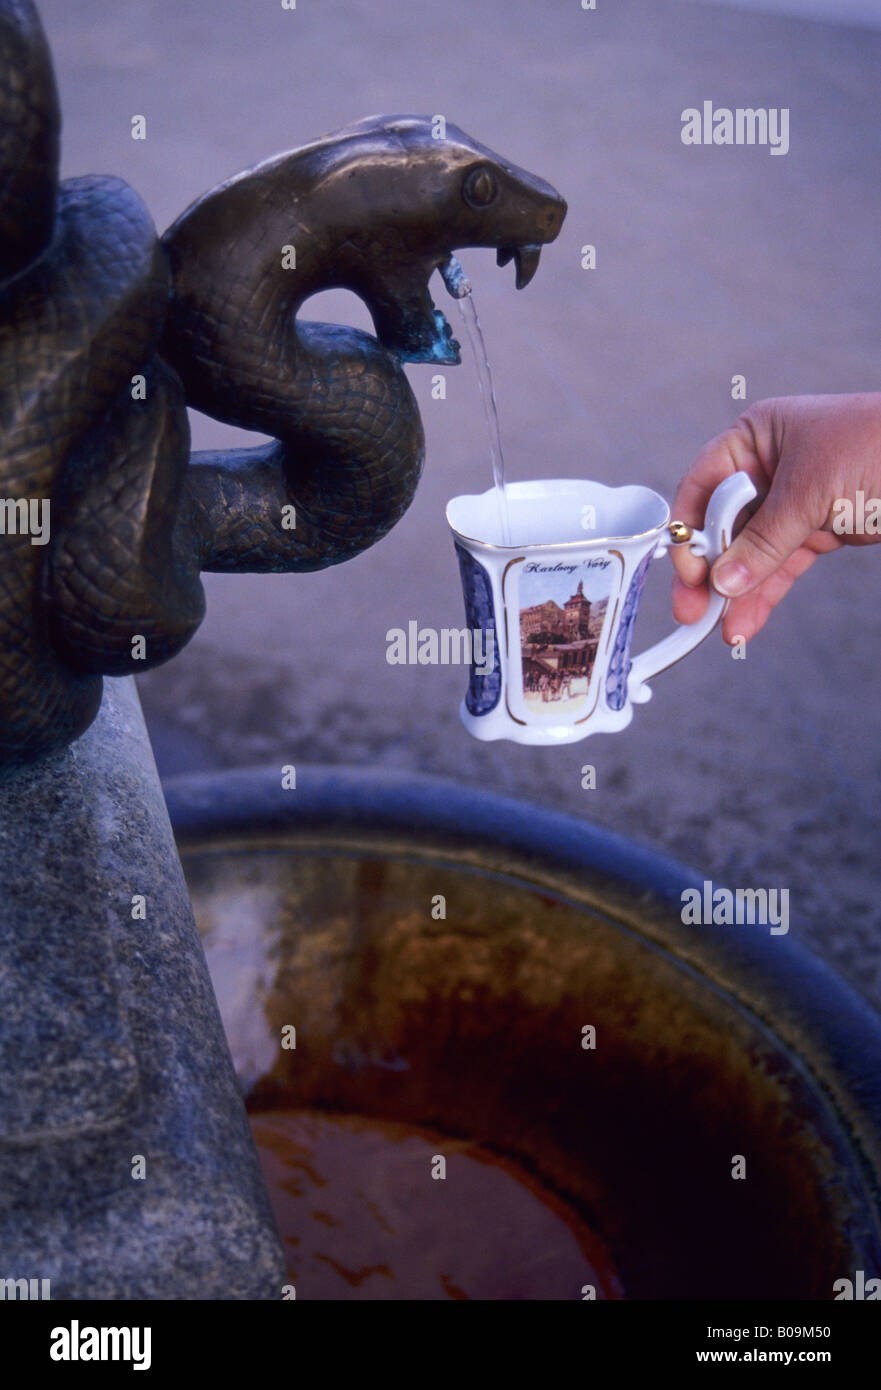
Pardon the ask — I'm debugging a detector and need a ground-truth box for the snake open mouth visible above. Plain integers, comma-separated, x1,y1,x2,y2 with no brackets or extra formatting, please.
413,242,545,366
439,244,543,298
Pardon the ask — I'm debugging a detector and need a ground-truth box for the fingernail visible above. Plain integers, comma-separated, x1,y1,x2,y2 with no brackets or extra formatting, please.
713,561,751,596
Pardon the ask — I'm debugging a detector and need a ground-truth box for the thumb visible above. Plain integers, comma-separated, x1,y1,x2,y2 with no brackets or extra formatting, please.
710,493,811,597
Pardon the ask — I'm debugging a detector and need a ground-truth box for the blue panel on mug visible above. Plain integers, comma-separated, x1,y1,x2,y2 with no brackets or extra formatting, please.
605,547,656,711
454,542,502,715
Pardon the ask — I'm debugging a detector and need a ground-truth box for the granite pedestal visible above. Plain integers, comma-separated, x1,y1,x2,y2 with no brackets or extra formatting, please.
0,677,286,1299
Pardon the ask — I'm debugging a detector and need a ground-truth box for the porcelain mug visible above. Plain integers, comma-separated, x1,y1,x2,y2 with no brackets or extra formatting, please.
445,472,757,744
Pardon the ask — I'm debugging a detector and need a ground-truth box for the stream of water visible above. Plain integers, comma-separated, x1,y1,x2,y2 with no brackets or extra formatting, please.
442,257,512,545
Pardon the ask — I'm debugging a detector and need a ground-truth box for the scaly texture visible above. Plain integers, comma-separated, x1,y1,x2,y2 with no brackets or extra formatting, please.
0,1,565,771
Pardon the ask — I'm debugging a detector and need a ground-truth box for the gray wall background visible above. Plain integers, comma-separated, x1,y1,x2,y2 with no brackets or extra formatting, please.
41,0,881,1006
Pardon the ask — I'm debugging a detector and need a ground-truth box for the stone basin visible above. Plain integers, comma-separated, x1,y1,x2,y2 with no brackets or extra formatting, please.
165,766,881,1301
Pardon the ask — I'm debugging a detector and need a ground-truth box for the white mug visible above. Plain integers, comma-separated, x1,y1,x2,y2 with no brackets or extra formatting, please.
446,473,757,744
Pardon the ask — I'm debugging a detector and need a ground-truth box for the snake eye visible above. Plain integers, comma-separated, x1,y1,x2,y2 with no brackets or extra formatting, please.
462,165,498,209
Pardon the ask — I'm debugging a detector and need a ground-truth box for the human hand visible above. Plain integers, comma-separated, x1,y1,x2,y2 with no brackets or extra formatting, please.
671,394,881,643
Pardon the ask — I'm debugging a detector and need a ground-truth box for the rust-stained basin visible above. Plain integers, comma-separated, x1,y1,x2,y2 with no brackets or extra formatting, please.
165,765,881,1301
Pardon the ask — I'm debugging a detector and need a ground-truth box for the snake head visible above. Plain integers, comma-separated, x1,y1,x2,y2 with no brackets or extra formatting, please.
321,115,567,365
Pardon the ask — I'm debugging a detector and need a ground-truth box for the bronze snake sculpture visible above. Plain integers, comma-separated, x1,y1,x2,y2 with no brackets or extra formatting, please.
0,0,565,771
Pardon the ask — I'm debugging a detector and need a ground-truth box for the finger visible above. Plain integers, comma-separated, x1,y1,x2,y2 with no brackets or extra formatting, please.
721,589,773,645
710,493,816,599
674,533,814,633
671,465,729,587
672,572,709,624
671,428,765,587
719,542,824,642
671,546,708,589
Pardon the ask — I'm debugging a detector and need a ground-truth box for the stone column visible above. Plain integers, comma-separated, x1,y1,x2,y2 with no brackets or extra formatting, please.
0,677,286,1299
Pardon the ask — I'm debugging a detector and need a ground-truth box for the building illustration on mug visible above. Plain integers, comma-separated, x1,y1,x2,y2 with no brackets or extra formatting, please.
519,572,610,714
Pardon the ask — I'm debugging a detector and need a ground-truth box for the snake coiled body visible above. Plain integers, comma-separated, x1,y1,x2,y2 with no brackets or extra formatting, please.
0,0,564,770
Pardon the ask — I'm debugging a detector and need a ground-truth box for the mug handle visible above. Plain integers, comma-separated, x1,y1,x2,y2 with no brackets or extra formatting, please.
627,472,758,704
